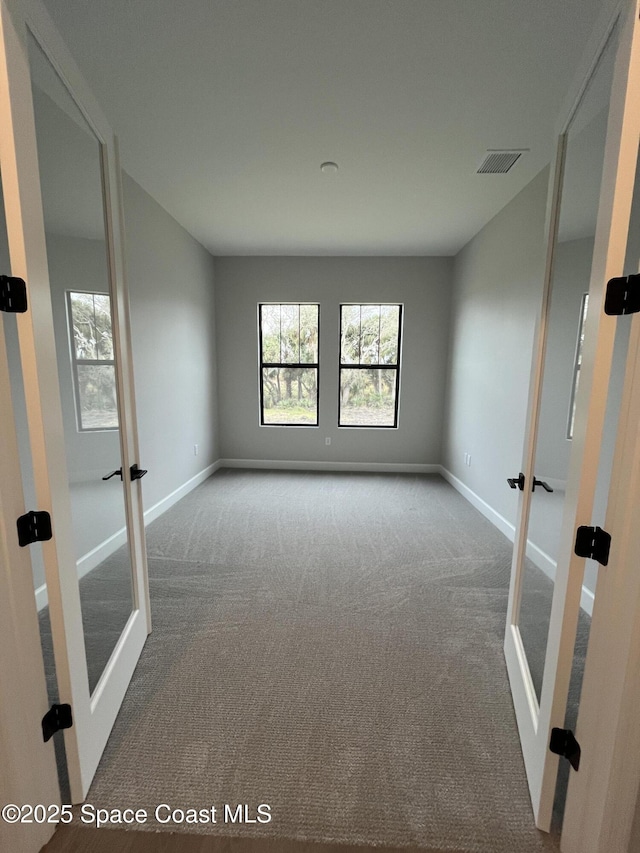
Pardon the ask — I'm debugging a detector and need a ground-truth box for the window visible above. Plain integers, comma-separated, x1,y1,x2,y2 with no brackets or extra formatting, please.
259,303,319,426
339,304,402,428
567,292,589,440
67,291,118,431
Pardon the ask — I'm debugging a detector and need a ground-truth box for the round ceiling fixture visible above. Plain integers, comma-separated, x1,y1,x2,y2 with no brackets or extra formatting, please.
320,161,339,174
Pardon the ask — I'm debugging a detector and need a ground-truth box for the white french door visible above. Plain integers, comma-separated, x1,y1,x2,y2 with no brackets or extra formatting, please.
560,270,640,852
0,0,150,802
504,0,640,832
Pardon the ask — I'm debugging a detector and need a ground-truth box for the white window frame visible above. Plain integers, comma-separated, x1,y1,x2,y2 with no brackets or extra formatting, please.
66,289,118,432
258,302,320,428
338,302,403,429
566,292,590,440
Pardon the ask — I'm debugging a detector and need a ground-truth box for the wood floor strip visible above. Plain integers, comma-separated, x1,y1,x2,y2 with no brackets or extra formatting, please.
42,825,469,853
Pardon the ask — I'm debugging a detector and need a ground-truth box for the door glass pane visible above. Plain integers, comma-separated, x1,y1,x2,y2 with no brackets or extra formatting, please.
519,25,619,701
27,32,134,696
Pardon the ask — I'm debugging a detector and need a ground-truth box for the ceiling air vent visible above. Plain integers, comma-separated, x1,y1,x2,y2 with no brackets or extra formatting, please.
477,149,527,174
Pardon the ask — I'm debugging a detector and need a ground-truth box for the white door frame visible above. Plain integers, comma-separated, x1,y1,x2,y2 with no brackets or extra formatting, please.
0,0,151,803
504,0,640,830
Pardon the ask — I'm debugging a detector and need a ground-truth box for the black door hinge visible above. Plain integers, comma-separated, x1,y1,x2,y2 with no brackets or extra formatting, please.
0,275,28,313
549,727,581,771
605,274,640,315
42,703,73,743
16,510,52,547
575,525,611,566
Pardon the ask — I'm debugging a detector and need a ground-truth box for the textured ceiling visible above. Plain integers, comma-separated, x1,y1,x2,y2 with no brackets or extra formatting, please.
41,0,604,255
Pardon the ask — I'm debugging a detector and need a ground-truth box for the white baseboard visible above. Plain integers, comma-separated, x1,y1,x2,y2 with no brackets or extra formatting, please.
35,461,221,611
439,466,593,616
77,527,127,576
143,461,220,525
439,466,515,541
538,476,567,492
580,585,595,617
218,458,440,474
35,525,128,612
34,583,48,612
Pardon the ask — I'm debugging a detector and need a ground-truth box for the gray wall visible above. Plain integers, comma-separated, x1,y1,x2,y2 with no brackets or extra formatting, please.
46,235,127,564
215,256,452,465
123,174,219,510
535,237,593,482
44,176,219,563
442,159,638,604
442,167,549,524
525,237,594,568
47,235,117,484
4,175,218,593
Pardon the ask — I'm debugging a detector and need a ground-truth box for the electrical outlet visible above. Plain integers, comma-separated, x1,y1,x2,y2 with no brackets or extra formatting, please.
325,437,331,446
194,444,199,456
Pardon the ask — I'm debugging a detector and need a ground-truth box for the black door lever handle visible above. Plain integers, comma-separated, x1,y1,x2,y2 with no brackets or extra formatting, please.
102,468,123,481
507,473,525,491
130,464,147,480
533,478,553,493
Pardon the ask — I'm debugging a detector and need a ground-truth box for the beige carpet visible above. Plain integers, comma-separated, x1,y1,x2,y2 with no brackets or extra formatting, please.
68,470,561,851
